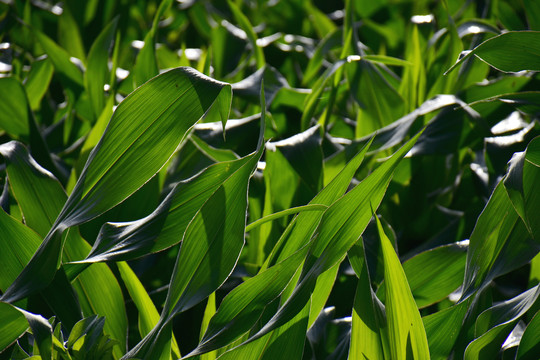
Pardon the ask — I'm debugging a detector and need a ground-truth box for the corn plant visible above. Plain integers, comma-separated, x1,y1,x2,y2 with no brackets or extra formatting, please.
0,0,540,359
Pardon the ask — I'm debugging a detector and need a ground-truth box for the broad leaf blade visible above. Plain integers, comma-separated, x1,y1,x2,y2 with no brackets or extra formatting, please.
422,300,470,360
79,155,251,264
447,31,540,74
60,67,232,227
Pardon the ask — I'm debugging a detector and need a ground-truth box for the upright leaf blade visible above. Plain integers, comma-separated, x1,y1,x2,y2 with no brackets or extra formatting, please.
124,137,262,359
85,17,118,119
376,215,430,359
245,131,422,344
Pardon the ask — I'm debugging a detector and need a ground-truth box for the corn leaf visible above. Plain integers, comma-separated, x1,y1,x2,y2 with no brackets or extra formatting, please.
376,215,430,359
516,309,540,359
447,31,540,74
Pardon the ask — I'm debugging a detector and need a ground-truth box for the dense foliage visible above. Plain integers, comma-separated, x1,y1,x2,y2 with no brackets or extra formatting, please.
1,0,540,359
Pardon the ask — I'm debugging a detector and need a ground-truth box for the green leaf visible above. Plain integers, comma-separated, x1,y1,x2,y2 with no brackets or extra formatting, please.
324,94,464,184
516,309,540,359
446,31,540,74
0,302,28,351
77,154,251,265
20,309,53,360
187,246,308,357
33,27,84,89
190,135,240,162
244,131,421,345
348,243,389,360
0,195,41,293
187,137,374,357
58,5,86,63
133,0,174,87
301,57,358,130
227,0,265,68
422,300,470,360
60,67,232,227
377,241,468,308
124,134,262,359
362,54,412,67
0,77,29,137
522,137,540,240
216,301,310,360
461,180,538,301
465,285,540,359
0,141,127,356
308,261,340,328
263,136,373,270
24,57,54,111
117,261,181,359
245,204,328,233
0,68,231,305
348,58,405,137
85,17,118,119
376,215,430,359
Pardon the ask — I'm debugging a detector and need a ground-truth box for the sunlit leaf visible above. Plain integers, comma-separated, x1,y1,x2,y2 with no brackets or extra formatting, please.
446,31,540,74
376,215,430,359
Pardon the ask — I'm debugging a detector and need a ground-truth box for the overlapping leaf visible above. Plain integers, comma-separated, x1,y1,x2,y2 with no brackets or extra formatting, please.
1,67,232,305
240,131,422,346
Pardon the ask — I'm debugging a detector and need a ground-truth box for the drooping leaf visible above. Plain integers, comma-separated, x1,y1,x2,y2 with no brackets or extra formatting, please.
124,119,262,359
78,155,252,264
59,67,232,227
446,31,540,74
1,68,230,318
464,285,540,359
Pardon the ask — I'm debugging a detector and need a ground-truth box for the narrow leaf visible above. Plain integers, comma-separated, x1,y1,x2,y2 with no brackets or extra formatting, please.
376,215,430,359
